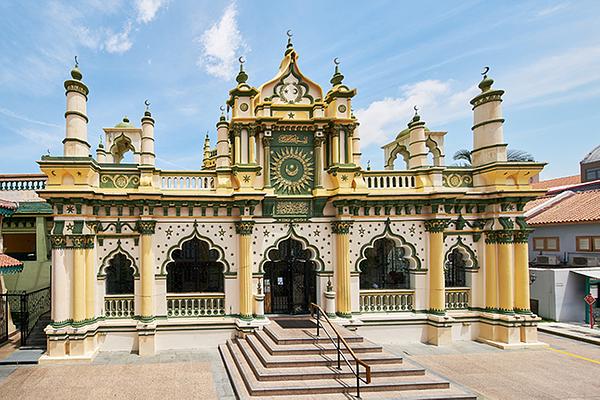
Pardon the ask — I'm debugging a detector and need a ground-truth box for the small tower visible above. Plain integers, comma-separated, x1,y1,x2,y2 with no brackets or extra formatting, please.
96,135,107,163
215,108,231,170
407,107,428,169
63,57,90,157
202,133,211,169
470,67,507,166
140,101,155,166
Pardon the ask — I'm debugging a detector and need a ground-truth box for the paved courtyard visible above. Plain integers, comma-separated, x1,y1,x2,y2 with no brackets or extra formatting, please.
1,333,599,399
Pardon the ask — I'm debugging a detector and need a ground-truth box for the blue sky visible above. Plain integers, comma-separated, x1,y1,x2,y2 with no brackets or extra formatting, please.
1,0,599,178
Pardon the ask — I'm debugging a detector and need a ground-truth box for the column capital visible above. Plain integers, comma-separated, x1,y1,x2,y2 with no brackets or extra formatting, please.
424,219,450,233
136,220,157,235
235,221,255,235
71,235,94,249
50,235,67,249
513,229,532,244
331,220,353,234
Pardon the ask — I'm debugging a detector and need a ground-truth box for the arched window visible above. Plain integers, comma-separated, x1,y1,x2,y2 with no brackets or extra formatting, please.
359,238,410,289
105,253,134,294
445,248,466,287
166,237,224,293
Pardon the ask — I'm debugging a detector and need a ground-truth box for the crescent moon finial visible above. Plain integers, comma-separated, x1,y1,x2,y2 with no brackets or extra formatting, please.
286,29,293,38
414,105,419,113
238,56,245,64
144,99,150,107
220,105,225,112
333,57,340,65
74,56,78,67
482,66,490,76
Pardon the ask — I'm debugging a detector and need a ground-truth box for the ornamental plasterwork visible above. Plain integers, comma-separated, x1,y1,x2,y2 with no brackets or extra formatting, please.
271,66,313,105
100,173,140,189
271,147,314,194
96,237,138,274
442,172,473,188
275,201,310,215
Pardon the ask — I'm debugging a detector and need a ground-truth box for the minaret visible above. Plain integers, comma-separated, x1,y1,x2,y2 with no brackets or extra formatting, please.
469,67,507,166
63,57,90,157
407,106,428,169
202,133,211,168
140,101,155,166
96,135,107,163
215,108,231,169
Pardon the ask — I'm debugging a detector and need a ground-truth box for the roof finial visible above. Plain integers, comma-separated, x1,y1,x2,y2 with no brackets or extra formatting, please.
144,99,152,117
70,55,82,80
236,56,248,84
330,57,344,86
478,66,494,93
285,29,294,55
219,105,226,121
99,134,103,148
412,105,421,122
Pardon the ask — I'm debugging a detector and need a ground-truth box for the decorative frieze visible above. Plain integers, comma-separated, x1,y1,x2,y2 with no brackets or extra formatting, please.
50,235,67,249
485,230,514,244
513,230,532,244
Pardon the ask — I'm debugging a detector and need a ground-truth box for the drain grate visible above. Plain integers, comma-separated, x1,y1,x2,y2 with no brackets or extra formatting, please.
275,319,317,329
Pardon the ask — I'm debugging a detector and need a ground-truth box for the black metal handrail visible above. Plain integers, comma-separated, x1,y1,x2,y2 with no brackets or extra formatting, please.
309,303,371,398
2,286,51,346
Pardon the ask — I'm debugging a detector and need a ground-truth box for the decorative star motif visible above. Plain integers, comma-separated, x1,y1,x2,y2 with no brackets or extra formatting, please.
287,112,295,119
409,226,416,234
66,205,75,214
165,227,173,239
263,228,270,238
65,222,74,232
218,228,226,237
313,229,320,237
340,175,348,181
242,174,251,183
358,227,365,235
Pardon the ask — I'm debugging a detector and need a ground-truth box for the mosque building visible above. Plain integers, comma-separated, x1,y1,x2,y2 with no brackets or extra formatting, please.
38,36,545,361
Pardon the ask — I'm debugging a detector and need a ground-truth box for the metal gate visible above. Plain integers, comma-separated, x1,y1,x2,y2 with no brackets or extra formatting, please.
0,287,51,346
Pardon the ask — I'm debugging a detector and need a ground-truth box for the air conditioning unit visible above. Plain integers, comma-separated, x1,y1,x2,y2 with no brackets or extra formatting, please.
536,255,561,265
570,255,600,267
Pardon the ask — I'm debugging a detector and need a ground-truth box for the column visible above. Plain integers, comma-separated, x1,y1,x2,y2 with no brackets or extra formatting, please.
263,136,271,187
315,137,323,188
234,128,241,165
425,220,448,314
50,236,69,324
241,128,248,164
484,232,498,311
345,129,353,165
248,129,256,164
332,221,352,317
137,220,156,321
497,230,514,313
513,230,531,313
35,216,48,262
84,236,96,321
72,236,86,323
236,221,254,319
331,131,340,165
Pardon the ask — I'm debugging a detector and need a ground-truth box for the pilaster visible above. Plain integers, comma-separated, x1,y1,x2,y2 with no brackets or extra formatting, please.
331,221,353,317
236,221,255,319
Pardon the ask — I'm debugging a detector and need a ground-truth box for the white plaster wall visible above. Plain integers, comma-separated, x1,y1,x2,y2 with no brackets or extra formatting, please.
528,223,600,262
530,268,587,322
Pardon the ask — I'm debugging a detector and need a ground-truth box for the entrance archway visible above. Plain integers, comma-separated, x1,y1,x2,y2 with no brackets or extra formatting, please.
263,238,317,314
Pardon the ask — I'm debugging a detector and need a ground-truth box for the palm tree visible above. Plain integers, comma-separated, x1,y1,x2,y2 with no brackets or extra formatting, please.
452,149,534,166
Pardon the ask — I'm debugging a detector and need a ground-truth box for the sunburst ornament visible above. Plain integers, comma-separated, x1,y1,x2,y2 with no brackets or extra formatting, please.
271,147,313,194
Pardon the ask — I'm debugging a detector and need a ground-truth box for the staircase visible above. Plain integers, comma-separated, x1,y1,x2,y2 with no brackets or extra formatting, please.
22,312,50,349
219,317,476,399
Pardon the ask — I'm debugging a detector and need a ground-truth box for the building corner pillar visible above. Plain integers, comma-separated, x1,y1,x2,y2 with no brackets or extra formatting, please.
137,220,157,356
236,221,255,320
332,221,352,318
513,230,531,314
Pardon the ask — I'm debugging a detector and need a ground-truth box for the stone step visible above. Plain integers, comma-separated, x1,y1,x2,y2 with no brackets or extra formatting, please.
220,342,457,397
243,336,404,368
263,322,363,345
227,339,425,382
255,330,383,356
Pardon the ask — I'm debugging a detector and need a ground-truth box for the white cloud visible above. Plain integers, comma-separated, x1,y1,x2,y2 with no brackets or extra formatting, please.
135,0,167,24
355,80,478,147
104,22,133,54
0,107,61,128
197,3,246,80
535,2,569,18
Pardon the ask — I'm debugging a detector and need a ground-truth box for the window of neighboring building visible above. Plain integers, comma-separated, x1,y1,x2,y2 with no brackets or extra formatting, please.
533,237,560,251
585,168,600,182
3,233,36,261
576,236,600,252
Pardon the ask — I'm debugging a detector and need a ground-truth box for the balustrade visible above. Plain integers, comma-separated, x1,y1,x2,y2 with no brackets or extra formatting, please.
363,172,416,189
104,295,134,318
160,172,216,190
0,175,46,191
166,293,225,317
359,290,414,312
445,288,470,310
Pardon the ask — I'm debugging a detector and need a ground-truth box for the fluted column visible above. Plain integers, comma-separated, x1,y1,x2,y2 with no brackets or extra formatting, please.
332,221,353,317
484,232,498,311
513,230,531,313
331,130,340,165
72,235,87,323
263,136,272,187
315,137,323,188
236,221,254,319
497,230,515,313
425,219,449,314
233,127,241,165
50,236,69,324
249,128,256,164
84,236,96,321
137,220,156,321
